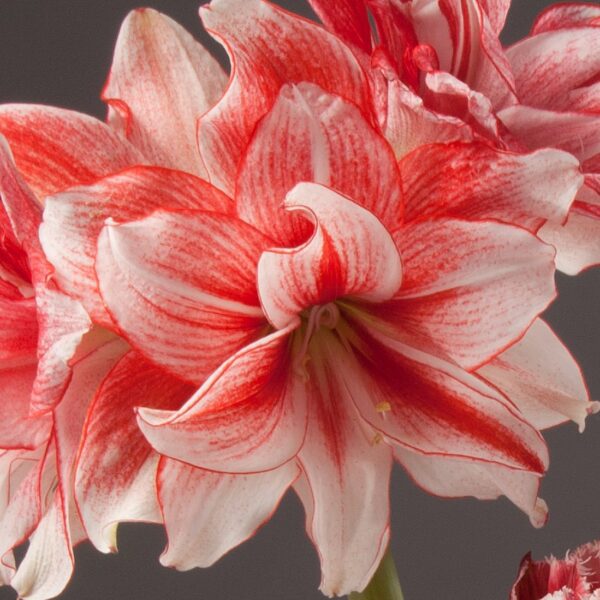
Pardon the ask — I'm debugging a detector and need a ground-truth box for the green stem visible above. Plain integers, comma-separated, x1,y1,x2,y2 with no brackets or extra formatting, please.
349,547,404,600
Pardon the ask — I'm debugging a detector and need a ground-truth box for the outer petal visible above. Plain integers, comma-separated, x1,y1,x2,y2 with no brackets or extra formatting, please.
41,166,232,326
394,447,548,527
380,219,556,370
258,183,402,329
538,181,600,274
95,208,268,383
308,0,372,53
295,331,392,597
157,459,299,569
399,141,582,230
532,4,600,33
104,9,227,176
507,27,600,112
0,105,143,199
198,0,370,194
237,82,403,245
478,0,511,34
344,327,549,473
478,319,596,432
76,352,194,553
137,326,307,474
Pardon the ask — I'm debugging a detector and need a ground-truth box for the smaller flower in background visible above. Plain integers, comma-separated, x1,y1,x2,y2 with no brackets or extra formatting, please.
511,541,600,600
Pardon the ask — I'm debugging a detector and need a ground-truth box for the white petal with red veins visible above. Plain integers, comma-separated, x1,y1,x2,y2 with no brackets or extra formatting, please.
104,9,227,176
158,459,299,569
41,166,232,327
258,183,402,329
532,4,600,33
137,325,306,474
295,332,392,597
76,352,194,553
384,219,556,370
0,105,143,199
394,447,547,527
478,319,595,432
198,0,369,194
237,82,403,245
95,208,269,383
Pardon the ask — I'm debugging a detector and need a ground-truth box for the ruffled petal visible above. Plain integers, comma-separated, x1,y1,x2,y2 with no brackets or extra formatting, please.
394,447,548,527
380,219,556,370
399,141,582,230
478,319,596,432
308,0,372,53
384,80,473,159
157,459,298,569
295,331,392,597
507,27,600,112
41,166,232,326
76,352,194,553
237,82,403,244
104,9,227,176
342,327,549,473
95,208,268,383
257,183,402,329
198,0,370,194
0,105,143,199
137,326,306,474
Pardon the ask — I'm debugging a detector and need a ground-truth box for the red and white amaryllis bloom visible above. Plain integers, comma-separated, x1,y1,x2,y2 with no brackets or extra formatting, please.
308,0,600,274
0,1,597,598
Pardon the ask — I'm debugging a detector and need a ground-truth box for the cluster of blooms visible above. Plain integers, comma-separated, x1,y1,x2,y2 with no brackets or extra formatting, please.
511,541,600,600
0,0,598,598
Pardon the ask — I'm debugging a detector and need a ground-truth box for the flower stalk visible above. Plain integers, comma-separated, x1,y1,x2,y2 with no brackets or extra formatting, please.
349,548,404,600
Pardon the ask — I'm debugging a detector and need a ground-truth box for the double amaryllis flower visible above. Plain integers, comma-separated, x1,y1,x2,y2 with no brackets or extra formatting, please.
0,1,598,598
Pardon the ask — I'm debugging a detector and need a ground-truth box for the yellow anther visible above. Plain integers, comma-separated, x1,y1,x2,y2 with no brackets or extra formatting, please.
375,401,391,414
370,432,383,446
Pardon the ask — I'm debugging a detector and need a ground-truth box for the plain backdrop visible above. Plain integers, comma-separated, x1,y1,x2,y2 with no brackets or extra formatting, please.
0,1,599,599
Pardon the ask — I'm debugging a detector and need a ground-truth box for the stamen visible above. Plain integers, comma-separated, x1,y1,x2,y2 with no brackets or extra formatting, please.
370,432,384,446
375,401,392,414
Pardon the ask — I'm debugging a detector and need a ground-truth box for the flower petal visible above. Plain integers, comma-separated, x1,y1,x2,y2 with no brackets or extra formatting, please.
394,447,548,527
399,141,582,230
344,328,549,473
295,332,392,597
237,82,403,245
0,105,143,200
499,105,600,163
384,80,473,159
308,0,372,53
532,4,600,33
478,319,596,432
157,459,298,569
137,325,306,474
198,0,370,194
76,351,194,553
41,166,232,327
507,27,600,112
381,219,556,370
478,0,511,34
95,208,268,383
104,9,227,176
257,183,402,329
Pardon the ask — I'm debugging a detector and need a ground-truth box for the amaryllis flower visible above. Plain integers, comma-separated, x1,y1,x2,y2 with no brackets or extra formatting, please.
510,541,600,600
0,8,227,599
308,0,600,275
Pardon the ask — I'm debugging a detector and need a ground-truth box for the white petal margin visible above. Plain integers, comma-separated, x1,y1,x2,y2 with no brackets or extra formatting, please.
104,9,227,176
137,324,307,474
478,319,597,432
157,458,299,569
394,447,548,528
294,331,392,597
257,183,402,330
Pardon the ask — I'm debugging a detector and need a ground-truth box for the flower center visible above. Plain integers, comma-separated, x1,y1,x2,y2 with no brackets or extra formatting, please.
295,302,340,373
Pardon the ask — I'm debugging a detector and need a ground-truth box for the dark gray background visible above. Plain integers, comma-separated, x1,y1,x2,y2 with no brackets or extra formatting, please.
0,1,599,598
